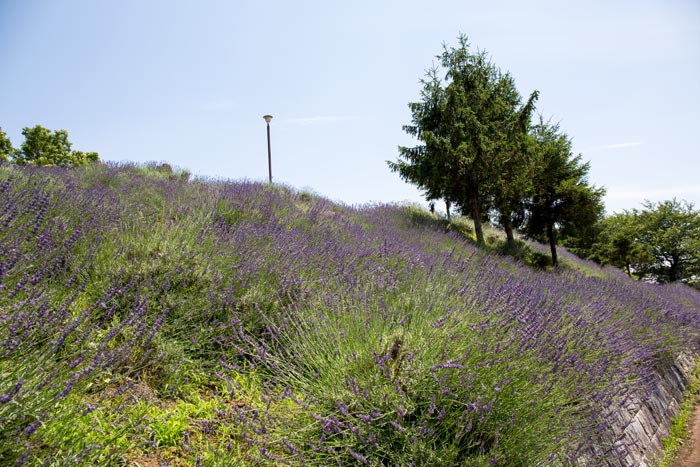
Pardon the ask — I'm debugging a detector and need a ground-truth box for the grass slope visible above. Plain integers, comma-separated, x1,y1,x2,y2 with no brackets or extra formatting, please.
1,162,700,467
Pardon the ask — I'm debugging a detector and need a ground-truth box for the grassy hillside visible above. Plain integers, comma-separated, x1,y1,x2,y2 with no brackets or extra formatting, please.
1,162,700,467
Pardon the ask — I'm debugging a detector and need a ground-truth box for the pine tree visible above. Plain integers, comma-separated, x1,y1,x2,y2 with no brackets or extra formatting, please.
525,119,605,267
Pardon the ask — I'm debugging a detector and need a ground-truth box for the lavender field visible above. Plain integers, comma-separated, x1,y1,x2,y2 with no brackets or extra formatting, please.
1,162,700,467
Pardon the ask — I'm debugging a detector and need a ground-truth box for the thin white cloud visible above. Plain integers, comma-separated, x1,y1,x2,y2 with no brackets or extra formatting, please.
606,185,700,200
202,99,238,111
285,115,359,125
585,142,642,152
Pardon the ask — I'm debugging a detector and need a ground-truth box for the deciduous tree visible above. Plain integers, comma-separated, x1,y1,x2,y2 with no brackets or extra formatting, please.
635,199,700,283
0,127,16,162
588,212,649,277
13,125,99,167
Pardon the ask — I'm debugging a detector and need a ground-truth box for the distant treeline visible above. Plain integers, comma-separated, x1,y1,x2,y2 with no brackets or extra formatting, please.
580,199,700,285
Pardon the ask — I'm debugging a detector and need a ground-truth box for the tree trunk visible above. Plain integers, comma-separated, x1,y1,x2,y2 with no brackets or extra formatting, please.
468,171,485,246
547,221,558,268
503,215,516,250
669,255,679,282
471,198,485,246
445,200,451,221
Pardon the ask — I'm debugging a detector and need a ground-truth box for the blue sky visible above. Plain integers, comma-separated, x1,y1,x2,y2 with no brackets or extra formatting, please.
1,0,698,214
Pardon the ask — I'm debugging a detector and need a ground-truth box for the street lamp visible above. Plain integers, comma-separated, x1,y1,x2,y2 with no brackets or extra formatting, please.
263,115,273,184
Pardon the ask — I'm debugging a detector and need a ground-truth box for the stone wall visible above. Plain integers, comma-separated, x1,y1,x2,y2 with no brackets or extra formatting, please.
581,353,696,466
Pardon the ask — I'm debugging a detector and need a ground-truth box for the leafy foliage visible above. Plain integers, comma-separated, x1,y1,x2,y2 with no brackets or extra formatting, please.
0,127,17,162
588,212,651,277
592,199,700,283
636,199,700,283
9,125,99,167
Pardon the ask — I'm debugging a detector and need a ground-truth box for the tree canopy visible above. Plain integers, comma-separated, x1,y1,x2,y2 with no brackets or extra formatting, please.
0,127,16,162
590,199,700,283
524,119,605,267
587,212,650,278
390,35,539,247
390,35,603,264
636,199,700,282
2,125,99,167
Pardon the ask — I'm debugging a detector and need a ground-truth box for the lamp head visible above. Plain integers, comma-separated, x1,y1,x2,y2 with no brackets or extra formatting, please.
263,115,273,123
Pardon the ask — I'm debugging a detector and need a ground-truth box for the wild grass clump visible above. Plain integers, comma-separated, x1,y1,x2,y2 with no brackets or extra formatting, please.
1,161,700,466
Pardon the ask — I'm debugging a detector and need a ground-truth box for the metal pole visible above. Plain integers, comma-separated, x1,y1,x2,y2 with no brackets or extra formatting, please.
266,121,272,184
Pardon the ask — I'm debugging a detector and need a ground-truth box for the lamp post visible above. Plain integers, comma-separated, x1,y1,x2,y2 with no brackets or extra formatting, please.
263,115,273,184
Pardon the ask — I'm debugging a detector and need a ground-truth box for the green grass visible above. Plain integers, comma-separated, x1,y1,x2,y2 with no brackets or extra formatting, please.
34,369,277,466
657,359,700,466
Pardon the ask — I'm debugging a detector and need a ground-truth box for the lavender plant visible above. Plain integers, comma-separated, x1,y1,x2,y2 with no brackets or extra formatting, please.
1,162,699,466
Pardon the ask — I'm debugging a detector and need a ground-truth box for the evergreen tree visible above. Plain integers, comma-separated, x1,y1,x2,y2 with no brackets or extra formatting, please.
391,35,538,246
525,118,605,267
488,74,539,249
389,67,458,217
